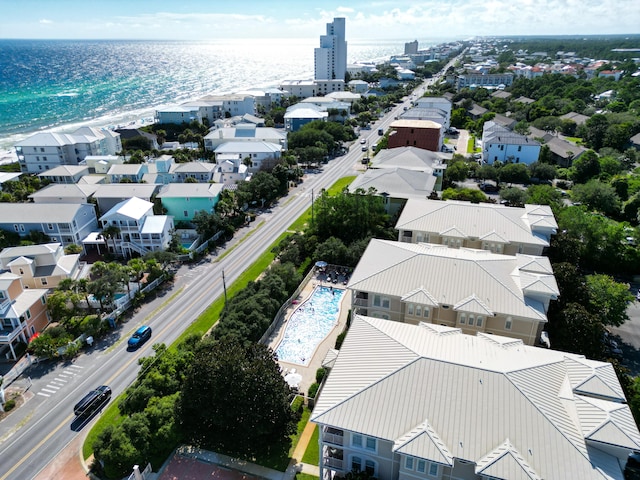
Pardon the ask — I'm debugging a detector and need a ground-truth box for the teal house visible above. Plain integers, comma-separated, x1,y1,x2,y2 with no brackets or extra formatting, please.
156,183,224,222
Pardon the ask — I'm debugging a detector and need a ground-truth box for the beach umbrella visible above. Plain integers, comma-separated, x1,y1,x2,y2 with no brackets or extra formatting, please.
284,370,302,389
315,261,328,268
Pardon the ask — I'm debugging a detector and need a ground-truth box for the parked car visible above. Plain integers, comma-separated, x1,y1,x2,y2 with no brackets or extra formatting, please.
74,385,111,417
359,138,366,144
480,183,499,193
127,325,152,350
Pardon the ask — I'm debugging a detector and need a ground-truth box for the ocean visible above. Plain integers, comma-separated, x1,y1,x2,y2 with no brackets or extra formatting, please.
0,37,440,152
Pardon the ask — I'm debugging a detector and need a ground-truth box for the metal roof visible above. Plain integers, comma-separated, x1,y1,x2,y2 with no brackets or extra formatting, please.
0,203,92,223
100,197,153,221
312,316,640,480
396,199,557,247
347,239,558,320
348,168,437,199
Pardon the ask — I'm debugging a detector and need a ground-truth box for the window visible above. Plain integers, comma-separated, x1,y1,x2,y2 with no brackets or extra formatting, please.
459,313,466,325
184,210,188,217
415,305,421,317
40,147,44,152
373,295,389,309
505,317,512,330
364,460,375,476
468,315,475,326
405,457,414,470
26,309,31,319
352,434,362,448
47,223,53,230
407,303,414,315
423,307,430,318
19,268,24,275
365,437,376,451
351,457,362,472
428,463,438,476
0,291,4,299
41,296,46,305
41,278,48,286
416,460,426,473
476,315,483,327
20,225,25,232
518,145,522,152
13,224,19,232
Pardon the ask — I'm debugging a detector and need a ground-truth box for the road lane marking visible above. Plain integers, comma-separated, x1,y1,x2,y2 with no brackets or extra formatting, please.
45,385,60,390
40,389,56,394
36,392,50,397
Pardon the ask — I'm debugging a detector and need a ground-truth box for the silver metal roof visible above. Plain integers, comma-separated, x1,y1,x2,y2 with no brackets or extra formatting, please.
312,316,640,480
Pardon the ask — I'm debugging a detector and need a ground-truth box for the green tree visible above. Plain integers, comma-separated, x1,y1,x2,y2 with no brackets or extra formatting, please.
528,162,557,182
571,150,601,184
585,274,633,327
176,338,297,458
526,184,562,207
582,114,609,150
499,187,527,206
497,163,529,185
571,180,621,216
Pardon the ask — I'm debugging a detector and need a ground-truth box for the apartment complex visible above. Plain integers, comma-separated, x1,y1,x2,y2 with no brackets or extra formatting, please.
314,17,347,81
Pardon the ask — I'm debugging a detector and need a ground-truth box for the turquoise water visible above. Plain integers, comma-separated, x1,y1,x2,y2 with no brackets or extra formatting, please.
275,286,345,366
0,38,428,149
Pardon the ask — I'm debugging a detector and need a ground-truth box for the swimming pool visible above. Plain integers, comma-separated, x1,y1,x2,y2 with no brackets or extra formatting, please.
275,286,345,365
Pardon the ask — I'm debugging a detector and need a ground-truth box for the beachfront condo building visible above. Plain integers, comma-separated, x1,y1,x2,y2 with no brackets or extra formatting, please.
314,17,347,81
15,127,121,174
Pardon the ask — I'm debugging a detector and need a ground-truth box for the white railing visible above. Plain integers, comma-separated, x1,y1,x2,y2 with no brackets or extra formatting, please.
323,456,344,470
322,432,344,446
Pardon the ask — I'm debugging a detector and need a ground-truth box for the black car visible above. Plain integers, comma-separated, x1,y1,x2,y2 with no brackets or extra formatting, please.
74,385,111,417
480,183,500,193
127,325,152,349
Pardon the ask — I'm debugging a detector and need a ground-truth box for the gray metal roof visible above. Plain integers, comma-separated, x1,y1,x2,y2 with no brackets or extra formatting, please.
370,147,448,171
0,203,91,223
348,168,437,199
347,239,558,320
395,199,557,247
312,316,640,480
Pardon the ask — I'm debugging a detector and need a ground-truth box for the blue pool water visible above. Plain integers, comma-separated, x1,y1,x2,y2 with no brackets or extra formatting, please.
275,286,345,366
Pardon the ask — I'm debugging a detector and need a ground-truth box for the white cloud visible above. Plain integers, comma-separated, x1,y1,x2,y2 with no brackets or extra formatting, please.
336,6,355,13
39,19,53,24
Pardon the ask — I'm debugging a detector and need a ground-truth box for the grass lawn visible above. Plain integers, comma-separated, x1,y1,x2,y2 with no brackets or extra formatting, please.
83,175,354,464
302,424,319,465
467,136,476,153
564,136,583,145
295,473,319,480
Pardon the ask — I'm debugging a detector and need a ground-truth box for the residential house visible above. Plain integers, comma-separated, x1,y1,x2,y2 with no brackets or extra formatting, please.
83,155,124,174
0,243,80,289
369,147,448,173
395,199,557,255
284,105,329,132
348,168,439,217
169,162,216,183
114,128,159,150
38,165,90,184
482,121,541,165
560,111,590,126
0,273,49,360
599,70,623,81
157,183,223,222
99,197,174,257
211,155,250,185
387,120,443,152
204,124,286,152
312,315,640,480
491,113,517,130
154,105,201,125
467,103,488,120
92,184,160,214
213,142,282,173
347,239,559,345
347,79,369,93
15,127,121,174
631,132,640,151
235,88,289,111
29,183,99,204
106,164,148,183
411,97,452,128
544,136,587,167
0,172,22,190
0,203,98,246
280,79,345,98
325,91,361,104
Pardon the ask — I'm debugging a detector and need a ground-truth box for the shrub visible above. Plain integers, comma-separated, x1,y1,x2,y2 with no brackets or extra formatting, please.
291,395,304,416
308,383,320,399
3,399,16,411
315,368,327,384
335,331,347,350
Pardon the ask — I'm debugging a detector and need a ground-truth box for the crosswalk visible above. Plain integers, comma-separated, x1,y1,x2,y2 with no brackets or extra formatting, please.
36,364,84,397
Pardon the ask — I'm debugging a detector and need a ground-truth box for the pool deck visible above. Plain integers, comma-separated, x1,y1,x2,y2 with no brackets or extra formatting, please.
267,271,351,396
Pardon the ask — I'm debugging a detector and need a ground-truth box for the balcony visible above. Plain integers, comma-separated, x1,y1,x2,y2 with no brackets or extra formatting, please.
323,456,344,470
322,430,344,446
0,324,23,343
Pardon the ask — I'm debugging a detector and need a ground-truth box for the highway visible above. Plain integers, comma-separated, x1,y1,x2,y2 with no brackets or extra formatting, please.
0,67,451,480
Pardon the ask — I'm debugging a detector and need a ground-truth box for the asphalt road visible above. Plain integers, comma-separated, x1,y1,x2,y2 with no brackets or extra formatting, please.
0,67,454,480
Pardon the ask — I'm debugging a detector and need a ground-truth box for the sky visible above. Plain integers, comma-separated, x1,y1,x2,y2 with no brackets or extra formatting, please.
0,0,638,41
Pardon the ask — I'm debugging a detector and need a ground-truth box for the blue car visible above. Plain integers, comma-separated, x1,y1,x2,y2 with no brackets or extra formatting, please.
127,325,152,349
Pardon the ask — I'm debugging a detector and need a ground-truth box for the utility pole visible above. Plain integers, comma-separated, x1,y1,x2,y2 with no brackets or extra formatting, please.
222,269,228,308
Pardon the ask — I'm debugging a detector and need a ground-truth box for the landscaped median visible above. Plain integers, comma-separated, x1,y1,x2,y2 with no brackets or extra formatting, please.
83,176,356,475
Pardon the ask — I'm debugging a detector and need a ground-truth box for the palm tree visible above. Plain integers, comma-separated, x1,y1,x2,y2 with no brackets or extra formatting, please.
99,225,121,255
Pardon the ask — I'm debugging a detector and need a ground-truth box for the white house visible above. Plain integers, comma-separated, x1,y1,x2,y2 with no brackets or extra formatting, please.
482,121,541,165
15,127,121,174
98,197,174,257
0,243,80,289
312,315,640,480
213,141,282,173
204,124,286,151
38,165,90,184
212,154,250,185
168,162,216,183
